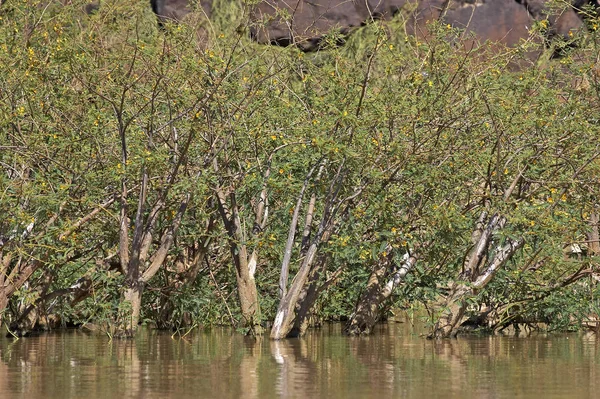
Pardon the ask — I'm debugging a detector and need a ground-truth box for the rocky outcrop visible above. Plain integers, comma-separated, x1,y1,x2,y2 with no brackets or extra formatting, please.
249,0,409,50
410,0,588,44
150,0,599,50
151,0,212,26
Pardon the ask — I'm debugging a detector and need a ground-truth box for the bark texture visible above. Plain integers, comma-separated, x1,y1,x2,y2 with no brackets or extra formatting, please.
429,213,524,338
346,251,416,335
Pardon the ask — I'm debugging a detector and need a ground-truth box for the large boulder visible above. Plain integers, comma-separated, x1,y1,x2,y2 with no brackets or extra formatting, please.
151,0,212,26
409,0,533,47
249,0,409,49
410,0,591,46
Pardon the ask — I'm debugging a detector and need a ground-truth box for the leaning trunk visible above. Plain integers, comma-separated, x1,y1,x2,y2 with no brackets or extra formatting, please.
429,235,524,338
345,263,388,335
289,260,323,337
346,251,416,335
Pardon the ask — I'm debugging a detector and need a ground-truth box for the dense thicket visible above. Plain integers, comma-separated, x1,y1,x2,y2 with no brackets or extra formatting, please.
0,0,599,338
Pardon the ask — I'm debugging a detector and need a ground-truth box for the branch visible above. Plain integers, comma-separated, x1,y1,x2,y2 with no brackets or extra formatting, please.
473,237,525,289
279,161,320,299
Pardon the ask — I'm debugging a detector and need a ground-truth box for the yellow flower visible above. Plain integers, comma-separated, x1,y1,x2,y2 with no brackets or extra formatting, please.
271,135,277,140
561,194,567,202
547,197,554,203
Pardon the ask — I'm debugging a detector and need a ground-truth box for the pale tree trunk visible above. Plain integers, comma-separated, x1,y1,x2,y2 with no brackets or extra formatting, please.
115,195,188,337
114,176,190,337
118,283,143,337
215,189,263,335
289,256,344,337
271,161,362,339
429,213,524,338
346,250,417,335
271,224,331,339
213,146,289,335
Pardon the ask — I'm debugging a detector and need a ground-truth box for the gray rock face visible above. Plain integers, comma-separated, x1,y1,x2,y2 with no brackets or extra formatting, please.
150,0,599,50
249,0,409,49
151,0,212,26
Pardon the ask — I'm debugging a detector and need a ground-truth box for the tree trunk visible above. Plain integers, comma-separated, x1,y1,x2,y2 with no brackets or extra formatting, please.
0,291,9,330
289,262,322,337
116,283,143,338
271,242,321,339
237,274,261,333
346,251,416,335
346,263,388,335
429,236,524,338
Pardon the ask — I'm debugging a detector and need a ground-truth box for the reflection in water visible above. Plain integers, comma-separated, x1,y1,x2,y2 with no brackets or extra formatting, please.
0,323,599,398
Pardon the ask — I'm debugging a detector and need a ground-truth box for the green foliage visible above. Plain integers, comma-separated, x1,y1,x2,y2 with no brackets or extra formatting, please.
1,0,599,335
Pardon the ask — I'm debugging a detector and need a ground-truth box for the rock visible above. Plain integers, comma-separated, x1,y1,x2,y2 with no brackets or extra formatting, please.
249,0,409,50
149,0,599,50
151,0,212,26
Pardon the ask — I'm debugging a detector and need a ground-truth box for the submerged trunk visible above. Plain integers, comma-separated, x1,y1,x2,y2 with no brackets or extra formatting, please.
216,185,265,336
429,233,524,339
346,263,388,336
0,292,8,330
9,277,92,337
237,272,261,332
346,251,416,335
289,257,327,337
116,283,143,338
271,241,321,339
233,247,261,334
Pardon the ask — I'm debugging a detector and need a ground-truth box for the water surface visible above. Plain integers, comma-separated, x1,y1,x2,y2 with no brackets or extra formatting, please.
0,322,598,398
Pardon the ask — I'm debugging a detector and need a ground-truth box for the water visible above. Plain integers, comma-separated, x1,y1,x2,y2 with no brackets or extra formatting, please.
0,322,599,398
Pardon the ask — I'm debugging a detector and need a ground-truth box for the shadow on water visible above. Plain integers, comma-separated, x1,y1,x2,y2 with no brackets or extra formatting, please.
0,323,599,398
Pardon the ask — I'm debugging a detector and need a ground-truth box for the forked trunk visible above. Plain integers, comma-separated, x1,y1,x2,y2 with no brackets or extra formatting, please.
346,251,416,335
429,234,524,338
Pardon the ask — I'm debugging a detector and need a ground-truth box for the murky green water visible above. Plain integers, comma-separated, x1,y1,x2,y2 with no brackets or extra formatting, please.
0,322,599,398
